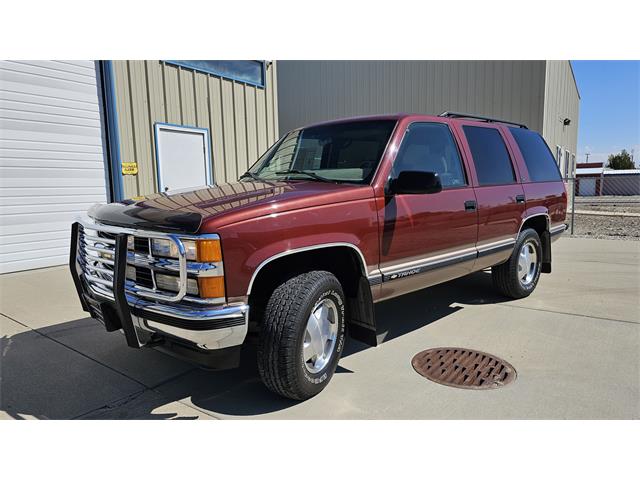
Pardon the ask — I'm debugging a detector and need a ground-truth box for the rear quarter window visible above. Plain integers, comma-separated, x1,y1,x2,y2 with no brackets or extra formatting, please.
462,126,516,185
509,128,562,182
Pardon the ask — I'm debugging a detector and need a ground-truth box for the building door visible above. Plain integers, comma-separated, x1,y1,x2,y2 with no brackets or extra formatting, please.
154,123,211,192
0,60,108,273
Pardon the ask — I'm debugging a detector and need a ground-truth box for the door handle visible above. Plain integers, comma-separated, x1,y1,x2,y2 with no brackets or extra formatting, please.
464,200,477,211
515,194,526,204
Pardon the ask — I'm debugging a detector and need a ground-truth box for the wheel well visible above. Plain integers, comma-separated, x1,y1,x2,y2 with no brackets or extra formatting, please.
520,215,548,237
520,214,552,273
247,246,377,345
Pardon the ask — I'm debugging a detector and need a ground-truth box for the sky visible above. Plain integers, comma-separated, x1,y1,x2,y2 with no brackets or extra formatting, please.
571,60,639,164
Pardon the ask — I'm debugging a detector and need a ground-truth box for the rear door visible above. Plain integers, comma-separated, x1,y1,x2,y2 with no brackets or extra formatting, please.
453,122,526,269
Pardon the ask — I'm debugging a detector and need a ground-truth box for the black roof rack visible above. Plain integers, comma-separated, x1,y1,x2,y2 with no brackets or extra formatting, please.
438,111,528,129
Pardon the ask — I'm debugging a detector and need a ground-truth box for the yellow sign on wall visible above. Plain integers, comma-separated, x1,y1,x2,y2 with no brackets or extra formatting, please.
121,162,138,175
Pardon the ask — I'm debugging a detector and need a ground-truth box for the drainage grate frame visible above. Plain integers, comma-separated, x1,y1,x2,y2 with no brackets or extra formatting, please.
411,347,517,390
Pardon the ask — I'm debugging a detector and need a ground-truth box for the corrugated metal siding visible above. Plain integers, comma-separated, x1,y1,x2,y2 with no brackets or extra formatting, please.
112,61,279,199
277,61,547,135
542,60,580,160
0,60,107,273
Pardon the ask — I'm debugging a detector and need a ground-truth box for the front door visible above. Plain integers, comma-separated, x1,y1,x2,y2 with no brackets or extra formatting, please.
377,122,478,301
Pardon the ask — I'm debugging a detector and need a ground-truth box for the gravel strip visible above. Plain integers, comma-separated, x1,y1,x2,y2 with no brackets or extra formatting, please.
567,196,640,239
569,214,640,240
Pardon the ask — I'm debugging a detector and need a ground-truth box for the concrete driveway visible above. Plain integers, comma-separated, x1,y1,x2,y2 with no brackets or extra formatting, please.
1,237,638,419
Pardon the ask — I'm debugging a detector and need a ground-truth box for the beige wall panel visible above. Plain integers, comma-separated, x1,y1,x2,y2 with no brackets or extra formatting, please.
113,61,138,197
194,73,210,130
277,61,547,135
112,61,278,198
233,83,248,174
265,64,275,142
179,68,196,126
146,60,165,192
245,87,258,165
255,87,268,155
543,61,580,159
128,61,154,195
220,78,237,181
163,64,181,124
208,75,226,184
269,61,279,141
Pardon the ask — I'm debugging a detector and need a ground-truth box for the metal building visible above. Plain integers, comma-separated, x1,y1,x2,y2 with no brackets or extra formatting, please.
277,60,580,179
0,60,279,273
1,59,578,274
109,61,279,199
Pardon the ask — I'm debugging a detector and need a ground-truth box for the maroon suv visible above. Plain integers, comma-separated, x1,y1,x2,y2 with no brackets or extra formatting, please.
70,112,567,400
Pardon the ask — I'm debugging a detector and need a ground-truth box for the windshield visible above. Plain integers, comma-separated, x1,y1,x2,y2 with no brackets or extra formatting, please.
244,120,396,184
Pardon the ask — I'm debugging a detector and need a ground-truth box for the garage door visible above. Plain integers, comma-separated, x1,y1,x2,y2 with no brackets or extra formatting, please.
0,60,108,273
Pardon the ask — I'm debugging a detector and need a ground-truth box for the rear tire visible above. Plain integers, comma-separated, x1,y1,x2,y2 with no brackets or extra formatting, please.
257,271,346,400
492,228,542,299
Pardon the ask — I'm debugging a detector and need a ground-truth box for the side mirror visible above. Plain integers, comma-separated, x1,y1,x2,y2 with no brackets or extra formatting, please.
389,171,443,195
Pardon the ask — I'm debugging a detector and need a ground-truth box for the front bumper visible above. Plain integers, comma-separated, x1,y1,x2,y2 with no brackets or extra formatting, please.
69,220,249,365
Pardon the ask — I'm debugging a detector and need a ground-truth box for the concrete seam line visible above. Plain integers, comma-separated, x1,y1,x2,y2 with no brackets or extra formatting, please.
495,303,640,326
72,389,147,420
0,312,148,389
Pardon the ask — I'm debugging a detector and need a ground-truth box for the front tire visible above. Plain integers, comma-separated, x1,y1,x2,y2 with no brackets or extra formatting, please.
492,228,542,299
257,271,346,400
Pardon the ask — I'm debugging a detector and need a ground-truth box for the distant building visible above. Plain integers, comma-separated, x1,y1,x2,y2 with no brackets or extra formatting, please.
575,161,640,196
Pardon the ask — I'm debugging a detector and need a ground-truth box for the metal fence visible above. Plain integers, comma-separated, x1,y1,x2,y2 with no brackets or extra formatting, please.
565,175,640,240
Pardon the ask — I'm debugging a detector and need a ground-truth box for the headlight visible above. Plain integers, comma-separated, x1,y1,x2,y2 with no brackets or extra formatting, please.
149,238,221,262
151,238,196,260
155,273,199,295
126,265,199,296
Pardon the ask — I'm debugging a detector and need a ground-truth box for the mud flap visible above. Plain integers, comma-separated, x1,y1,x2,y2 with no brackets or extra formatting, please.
346,276,378,347
541,229,552,274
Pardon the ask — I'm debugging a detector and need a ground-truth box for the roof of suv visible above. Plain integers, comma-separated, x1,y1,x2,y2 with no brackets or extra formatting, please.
300,112,528,130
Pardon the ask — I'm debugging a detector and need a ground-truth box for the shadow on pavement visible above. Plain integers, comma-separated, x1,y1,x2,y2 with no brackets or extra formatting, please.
1,270,509,419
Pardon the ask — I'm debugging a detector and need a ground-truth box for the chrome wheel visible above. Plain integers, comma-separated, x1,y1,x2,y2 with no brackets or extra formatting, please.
518,240,538,286
303,298,339,374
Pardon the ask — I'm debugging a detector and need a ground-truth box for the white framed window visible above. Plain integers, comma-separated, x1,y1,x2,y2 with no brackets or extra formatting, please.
154,123,212,192
564,150,571,178
556,145,563,166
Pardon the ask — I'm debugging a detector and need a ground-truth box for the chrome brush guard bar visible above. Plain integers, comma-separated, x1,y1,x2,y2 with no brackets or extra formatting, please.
70,218,248,351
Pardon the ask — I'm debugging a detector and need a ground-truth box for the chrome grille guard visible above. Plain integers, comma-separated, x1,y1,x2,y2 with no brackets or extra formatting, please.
72,218,222,305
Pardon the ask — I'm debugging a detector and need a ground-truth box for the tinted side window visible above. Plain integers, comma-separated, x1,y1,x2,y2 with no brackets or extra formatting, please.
393,123,466,188
509,128,561,182
463,126,516,185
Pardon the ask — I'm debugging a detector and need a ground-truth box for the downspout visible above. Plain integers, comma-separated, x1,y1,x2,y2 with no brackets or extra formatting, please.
101,60,125,202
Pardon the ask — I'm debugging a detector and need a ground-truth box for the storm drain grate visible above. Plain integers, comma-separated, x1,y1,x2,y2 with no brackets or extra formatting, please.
411,348,516,390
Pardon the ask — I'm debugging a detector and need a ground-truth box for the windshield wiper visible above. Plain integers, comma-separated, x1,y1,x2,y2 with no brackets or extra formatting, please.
239,171,278,186
275,169,334,183
239,171,263,181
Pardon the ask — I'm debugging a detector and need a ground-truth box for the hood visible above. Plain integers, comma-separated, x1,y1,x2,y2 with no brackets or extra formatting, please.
89,180,374,234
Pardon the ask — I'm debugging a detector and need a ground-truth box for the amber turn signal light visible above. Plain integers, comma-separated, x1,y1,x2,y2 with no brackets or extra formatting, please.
196,239,222,262
198,276,225,299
